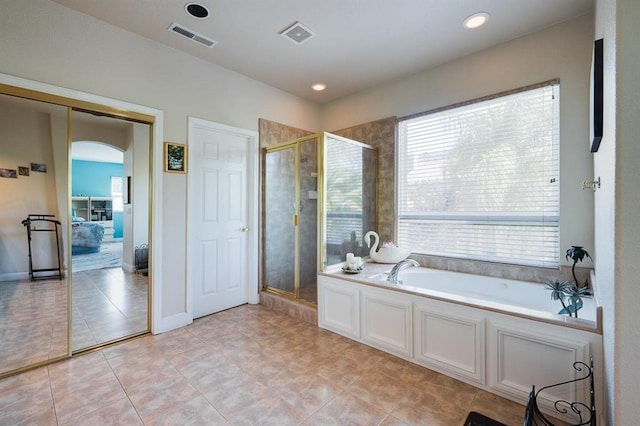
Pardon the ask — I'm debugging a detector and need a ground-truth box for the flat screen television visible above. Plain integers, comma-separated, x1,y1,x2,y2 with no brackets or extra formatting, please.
590,38,603,153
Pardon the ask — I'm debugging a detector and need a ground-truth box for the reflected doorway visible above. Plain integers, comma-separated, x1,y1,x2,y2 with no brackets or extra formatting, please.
70,111,150,352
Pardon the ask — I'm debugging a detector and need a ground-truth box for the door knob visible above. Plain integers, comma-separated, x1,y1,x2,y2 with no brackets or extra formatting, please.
240,226,249,232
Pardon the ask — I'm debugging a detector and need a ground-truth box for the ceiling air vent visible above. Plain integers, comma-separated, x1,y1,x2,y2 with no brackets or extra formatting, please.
280,21,315,45
168,22,217,48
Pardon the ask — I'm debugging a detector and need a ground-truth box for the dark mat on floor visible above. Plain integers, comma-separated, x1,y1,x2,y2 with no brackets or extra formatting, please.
464,411,508,426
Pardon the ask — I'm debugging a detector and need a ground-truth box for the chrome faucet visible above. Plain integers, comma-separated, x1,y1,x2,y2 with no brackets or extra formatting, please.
387,259,419,284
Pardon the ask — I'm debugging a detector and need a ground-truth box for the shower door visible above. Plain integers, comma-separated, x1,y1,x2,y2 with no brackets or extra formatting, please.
263,136,318,303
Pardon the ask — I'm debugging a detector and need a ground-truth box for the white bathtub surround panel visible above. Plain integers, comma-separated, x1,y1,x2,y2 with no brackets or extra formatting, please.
414,299,485,384
361,288,413,358
317,274,604,425
317,279,360,339
489,323,591,424
491,324,589,400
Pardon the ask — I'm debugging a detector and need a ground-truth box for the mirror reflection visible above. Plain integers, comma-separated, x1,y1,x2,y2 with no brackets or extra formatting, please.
70,110,150,352
0,90,152,376
0,94,69,374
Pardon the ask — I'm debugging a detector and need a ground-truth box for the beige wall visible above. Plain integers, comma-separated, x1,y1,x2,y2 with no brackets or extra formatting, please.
0,102,64,277
594,0,640,424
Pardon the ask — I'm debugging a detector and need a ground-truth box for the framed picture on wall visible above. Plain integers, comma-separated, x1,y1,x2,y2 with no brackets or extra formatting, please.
164,142,187,173
590,38,604,153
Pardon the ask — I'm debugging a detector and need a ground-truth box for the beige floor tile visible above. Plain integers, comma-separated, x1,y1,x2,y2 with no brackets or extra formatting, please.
390,379,476,426
59,397,142,426
470,389,527,426
224,394,307,426
375,354,436,387
347,369,410,413
127,379,201,423
199,372,270,417
275,373,344,416
379,413,411,426
0,403,57,426
303,392,388,425
0,367,53,407
51,373,128,424
143,395,228,426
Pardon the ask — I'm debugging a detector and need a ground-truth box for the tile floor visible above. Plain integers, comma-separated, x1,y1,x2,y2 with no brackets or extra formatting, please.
72,268,148,351
0,267,149,374
0,304,532,425
0,278,68,372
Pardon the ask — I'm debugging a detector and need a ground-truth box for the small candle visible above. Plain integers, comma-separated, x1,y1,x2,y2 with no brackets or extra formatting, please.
346,253,355,263
354,257,362,268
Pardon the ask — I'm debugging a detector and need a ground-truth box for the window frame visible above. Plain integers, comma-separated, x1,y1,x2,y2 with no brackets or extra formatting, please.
395,80,560,268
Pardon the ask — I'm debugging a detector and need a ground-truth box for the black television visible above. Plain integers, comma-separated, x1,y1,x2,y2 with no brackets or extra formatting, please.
590,38,603,153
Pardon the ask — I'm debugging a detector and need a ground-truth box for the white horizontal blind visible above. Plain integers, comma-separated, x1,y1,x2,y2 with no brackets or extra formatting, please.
398,82,560,267
111,176,124,212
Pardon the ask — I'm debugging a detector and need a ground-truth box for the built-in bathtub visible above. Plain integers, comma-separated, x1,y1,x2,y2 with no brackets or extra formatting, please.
318,265,604,424
375,267,600,327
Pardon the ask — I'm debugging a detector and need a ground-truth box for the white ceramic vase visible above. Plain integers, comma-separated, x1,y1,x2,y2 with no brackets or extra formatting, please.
363,231,410,264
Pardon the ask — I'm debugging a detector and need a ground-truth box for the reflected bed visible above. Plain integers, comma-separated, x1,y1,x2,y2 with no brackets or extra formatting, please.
71,220,104,254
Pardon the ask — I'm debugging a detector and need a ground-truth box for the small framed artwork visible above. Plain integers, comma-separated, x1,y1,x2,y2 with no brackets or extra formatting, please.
164,142,187,174
590,38,604,153
18,166,30,176
30,162,47,173
0,168,17,179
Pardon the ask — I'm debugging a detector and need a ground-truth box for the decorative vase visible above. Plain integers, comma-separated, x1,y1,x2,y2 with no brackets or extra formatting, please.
363,231,411,264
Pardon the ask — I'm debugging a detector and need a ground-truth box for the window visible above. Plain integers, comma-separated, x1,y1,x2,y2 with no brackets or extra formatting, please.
397,81,560,268
111,176,124,212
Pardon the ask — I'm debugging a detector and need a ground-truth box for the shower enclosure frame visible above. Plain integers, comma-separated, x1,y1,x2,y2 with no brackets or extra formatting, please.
262,134,319,303
262,132,377,305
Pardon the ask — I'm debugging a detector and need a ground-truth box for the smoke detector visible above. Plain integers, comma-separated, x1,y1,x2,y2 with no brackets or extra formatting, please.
168,22,217,48
280,21,315,45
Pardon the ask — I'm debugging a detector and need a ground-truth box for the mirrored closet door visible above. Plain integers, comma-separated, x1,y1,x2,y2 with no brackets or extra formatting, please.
0,93,69,375
0,82,154,377
70,110,151,352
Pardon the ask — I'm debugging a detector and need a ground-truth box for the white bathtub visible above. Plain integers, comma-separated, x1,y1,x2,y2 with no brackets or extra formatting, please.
385,267,598,324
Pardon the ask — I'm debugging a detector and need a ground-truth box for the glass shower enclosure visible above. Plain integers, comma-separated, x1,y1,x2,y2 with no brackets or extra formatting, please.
263,132,377,305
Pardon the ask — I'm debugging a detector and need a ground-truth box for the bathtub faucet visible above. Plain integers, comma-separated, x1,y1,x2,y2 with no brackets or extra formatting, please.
387,259,420,284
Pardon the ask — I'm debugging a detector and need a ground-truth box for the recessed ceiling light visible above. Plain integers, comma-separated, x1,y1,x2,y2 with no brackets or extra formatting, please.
312,83,326,91
185,3,210,19
463,12,489,29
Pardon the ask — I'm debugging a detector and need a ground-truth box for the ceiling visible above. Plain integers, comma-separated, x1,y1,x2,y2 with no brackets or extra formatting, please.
51,0,593,104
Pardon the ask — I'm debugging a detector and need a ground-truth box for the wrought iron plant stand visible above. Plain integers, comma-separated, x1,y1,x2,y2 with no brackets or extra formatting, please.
524,357,596,426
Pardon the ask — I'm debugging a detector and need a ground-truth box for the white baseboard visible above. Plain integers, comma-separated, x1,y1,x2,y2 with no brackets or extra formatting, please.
0,272,29,282
152,311,192,335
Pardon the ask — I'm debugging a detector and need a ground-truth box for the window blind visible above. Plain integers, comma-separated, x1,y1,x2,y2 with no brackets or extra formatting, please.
397,82,560,268
111,176,124,212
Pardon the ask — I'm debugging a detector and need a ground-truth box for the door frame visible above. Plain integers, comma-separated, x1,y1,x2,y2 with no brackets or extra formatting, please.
186,117,259,320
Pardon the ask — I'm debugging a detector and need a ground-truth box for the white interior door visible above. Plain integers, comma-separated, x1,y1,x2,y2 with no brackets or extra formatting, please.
188,118,257,319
